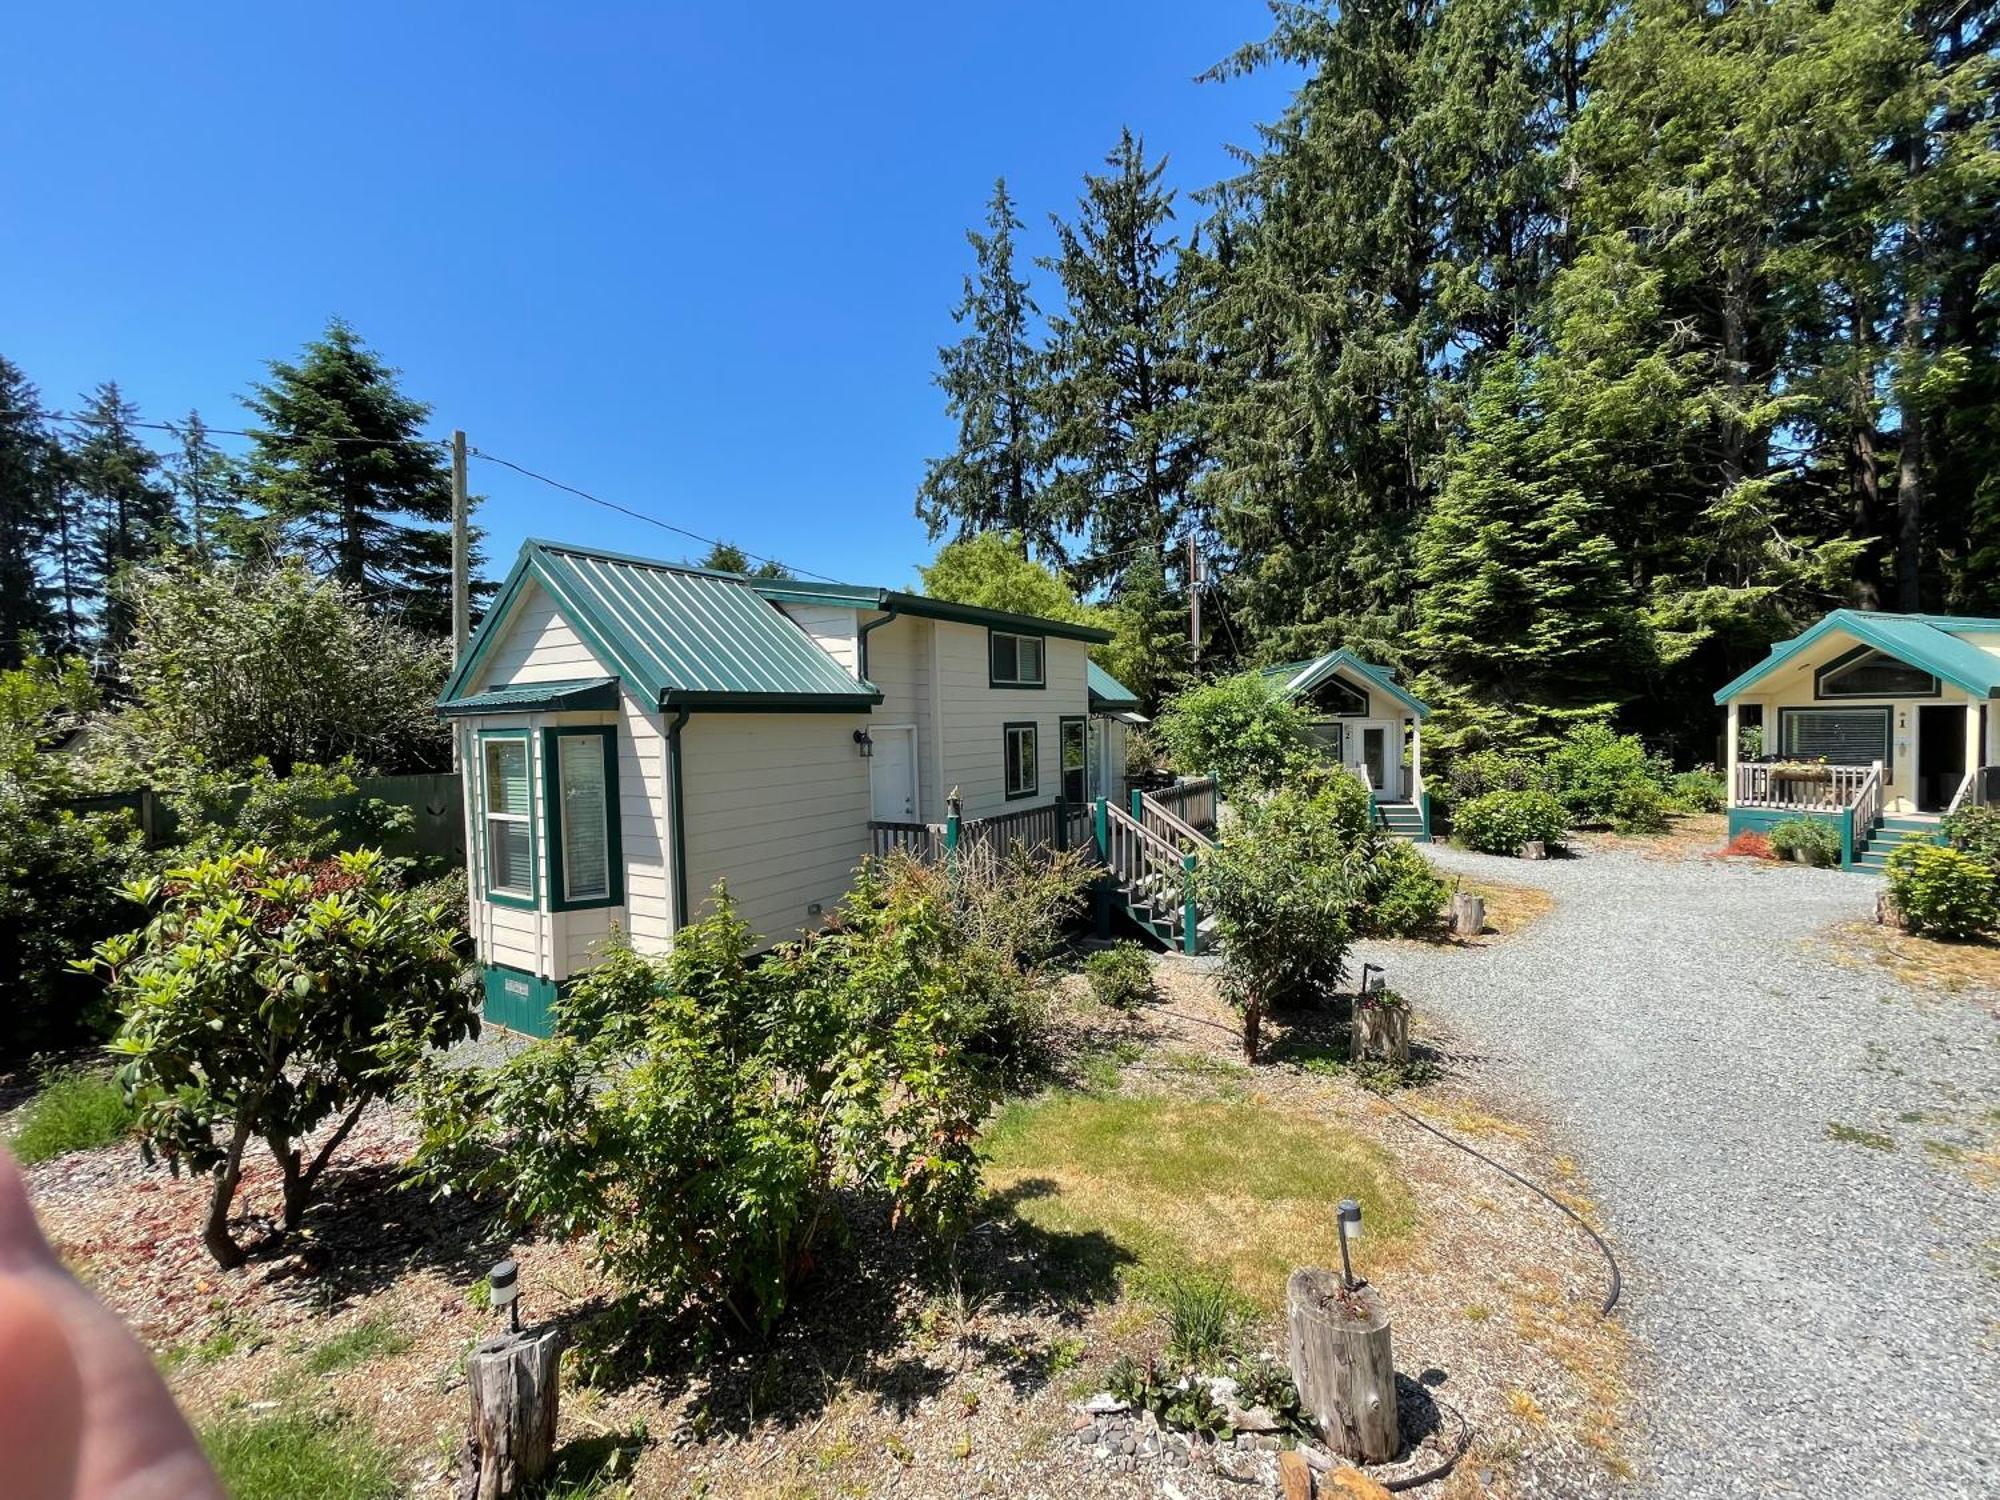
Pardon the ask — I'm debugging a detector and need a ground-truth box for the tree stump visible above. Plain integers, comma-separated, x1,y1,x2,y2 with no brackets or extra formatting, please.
1449,891,1485,938
1521,840,1547,861
459,1327,564,1500
1286,1268,1398,1463
1352,1001,1409,1064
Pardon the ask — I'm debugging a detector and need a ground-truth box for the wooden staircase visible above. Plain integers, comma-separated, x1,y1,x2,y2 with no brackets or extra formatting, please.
1853,814,1945,874
1375,799,1428,843
1097,791,1218,954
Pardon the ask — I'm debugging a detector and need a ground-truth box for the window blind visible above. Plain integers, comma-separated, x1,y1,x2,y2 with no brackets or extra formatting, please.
482,737,533,897
1782,709,1890,767
559,734,610,901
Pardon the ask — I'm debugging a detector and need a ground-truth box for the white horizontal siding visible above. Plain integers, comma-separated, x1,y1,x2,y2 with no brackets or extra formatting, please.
678,713,872,947
863,614,940,819
935,623,1092,820
475,581,607,688
779,604,861,676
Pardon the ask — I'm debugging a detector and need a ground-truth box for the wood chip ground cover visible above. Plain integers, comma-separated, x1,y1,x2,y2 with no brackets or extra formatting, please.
7,966,1632,1499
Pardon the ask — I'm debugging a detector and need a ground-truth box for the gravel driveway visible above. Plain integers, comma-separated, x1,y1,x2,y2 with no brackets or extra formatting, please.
1357,842,1998,1499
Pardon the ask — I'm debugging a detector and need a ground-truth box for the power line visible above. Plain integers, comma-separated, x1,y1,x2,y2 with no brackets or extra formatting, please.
36,407,450,450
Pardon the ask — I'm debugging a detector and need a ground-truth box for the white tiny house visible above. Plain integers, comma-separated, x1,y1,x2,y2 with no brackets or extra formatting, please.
439,539,1129,1034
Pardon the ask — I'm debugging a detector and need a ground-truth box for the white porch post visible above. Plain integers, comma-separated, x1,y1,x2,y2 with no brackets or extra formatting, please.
1725,700,1740,807
1410,717,1422,804
1967,699,1984,790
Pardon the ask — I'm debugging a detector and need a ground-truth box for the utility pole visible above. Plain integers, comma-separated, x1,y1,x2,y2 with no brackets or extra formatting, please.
451,430,470,663
1187,531,1201,669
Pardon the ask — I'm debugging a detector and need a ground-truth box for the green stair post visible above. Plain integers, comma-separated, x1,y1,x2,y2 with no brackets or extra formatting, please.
1181,851,1200,955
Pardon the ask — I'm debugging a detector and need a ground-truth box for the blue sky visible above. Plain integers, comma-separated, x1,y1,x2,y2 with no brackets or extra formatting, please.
1,3,1294,590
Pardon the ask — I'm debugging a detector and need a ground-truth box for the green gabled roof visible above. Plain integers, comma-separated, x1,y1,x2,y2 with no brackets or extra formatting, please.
1088,662,1142,711
437,676,621,717
1264,650,1430,720
750,579,1114,644
1713,609,2000,704
439,541,883,714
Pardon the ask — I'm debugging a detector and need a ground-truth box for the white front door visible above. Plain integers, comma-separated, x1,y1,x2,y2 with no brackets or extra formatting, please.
869,725,919,821
1346,720,1401,799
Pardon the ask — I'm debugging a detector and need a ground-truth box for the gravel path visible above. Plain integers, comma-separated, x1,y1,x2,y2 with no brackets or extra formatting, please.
1357,842,1998,1499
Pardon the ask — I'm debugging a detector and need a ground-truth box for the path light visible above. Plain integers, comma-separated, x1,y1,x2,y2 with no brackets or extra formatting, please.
489,1258,522,1333
1338,1199,1363,1290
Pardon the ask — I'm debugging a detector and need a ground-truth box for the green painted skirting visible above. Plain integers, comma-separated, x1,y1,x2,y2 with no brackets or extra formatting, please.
481,964,560,1038
1726,806,1856,870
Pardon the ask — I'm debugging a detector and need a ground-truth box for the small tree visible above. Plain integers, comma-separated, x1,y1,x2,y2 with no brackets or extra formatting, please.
1155,672,1313,793
84,848,473,1267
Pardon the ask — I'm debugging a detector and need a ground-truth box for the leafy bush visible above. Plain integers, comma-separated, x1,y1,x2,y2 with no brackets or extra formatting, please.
1768,817,1841,867
1450,790,1569,855
1156,1271,1245,1367
1611,779,1670,834
85,848,473,1266
1942,804,2000,873
6,1067,136,1164
949,843,1093,978
1545,723,1669,826
1886,843,1998,939
1083,942,1155,1010
1667,769,1727,813
406,868,998,1336
1442,748,1545,810
1353,839,1447,937
1155,673,1313,794
168,756,415,864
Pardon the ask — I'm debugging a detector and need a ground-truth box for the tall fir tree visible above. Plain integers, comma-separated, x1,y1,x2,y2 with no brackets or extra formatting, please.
244,321,476,634
168,410,246,558
695,540,784,578
1040,129,1206,595
65,382,178,655
0,357,58,666
916,181,1060,559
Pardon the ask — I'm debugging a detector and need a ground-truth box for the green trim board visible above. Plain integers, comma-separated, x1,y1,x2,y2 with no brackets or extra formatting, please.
1714,609,2000,704
541,726,624,911
439,677,620,716
989,627,1047,688
1003,720,1040,800
481,964,560,1038
1813,644,1940,700
1261,649,1431,720
665,706,691,930
475,728,538,910
1059,714,1088,805
1726,806,1857,870
749,579,1114,644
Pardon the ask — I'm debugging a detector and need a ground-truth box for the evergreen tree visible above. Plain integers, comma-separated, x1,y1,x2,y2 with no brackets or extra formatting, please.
916,181,1060,559
168,410,246,558
244,321,475,634
695,540,784,578
0,357,57,666
1411,351,1643,753
65,382,178,655
1040,130,1205,594
1096,544,1191,711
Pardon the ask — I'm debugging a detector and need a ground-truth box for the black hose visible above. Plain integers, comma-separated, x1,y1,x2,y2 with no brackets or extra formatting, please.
1380,1397,1471,1493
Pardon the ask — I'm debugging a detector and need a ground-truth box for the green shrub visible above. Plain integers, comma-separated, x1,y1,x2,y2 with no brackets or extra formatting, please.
1083,942,1155,1010
1768,817,1841,867
6,1067,137,1164
949,843,1094,978
1545,723,1670,826
406,866,997,1336
1450,790,1569,855
1354,839,1447,937
1886,843,1998,939
84,847,474,1267
1442,748,1545,810
1155,1272,1245,1368
1942,804,2000,873
1667,769,1727,813
1611,779,1671,834
1155,673,1313,794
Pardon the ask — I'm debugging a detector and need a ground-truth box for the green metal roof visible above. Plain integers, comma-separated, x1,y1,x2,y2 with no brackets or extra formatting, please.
1264,650,1430,720
439,541,883,714
750,579,1114,644
437,677,621,717
1713,610,2000,703
1088,662,1142,711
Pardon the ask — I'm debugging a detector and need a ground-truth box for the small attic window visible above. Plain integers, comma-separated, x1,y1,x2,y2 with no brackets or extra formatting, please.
1815,648,1937,699
1306,673,1370,718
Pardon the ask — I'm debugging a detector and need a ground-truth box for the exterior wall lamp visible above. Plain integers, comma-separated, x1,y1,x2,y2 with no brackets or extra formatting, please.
852,728,874,758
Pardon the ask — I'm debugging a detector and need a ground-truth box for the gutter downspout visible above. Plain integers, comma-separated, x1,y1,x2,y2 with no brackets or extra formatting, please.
665,705,691,931
855,602,901,683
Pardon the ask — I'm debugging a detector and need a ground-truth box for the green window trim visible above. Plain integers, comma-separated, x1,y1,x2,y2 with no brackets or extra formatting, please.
989,628,1047,689
476,728,539,910
1004,720,1040,800
1778,705,1893,772
1059,714,1088,806
542,726,624,911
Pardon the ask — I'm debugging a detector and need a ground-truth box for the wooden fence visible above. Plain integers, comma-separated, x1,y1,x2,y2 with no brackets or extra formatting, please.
1151,776,1219,836
867,797,1087,882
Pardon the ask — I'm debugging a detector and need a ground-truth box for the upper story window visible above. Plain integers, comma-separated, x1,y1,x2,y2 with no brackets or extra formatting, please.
989,629,1045,688
480,733,536,906
1815,648,1937,699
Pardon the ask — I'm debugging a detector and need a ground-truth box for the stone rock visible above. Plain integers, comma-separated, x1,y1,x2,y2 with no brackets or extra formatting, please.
1084,1392,1130,1416
1200,1375,1241,1406
1322,1467,1397,1499
1226,1403,1281,1433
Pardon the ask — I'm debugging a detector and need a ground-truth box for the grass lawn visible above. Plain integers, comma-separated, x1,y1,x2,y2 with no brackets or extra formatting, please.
201,1408,400,1500
982,1091,1414,1313
7,1067,135,1164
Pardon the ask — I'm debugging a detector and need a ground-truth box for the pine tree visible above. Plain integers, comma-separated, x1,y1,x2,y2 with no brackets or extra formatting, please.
0,357,57,665
695,540,784,579
1040,129,1205,594
65,382,179,655
244,321,476,634
1411,351,1643,753
916,181,1060,559
1096,544,1191,711
168,410,246,558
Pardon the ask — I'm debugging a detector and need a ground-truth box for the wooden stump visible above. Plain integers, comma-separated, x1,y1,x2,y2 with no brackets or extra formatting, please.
460,1327,564,1500
1521,840,1547,861
1286,1268,1398,1464
1449,891,1485,938
1352,1002,1409,1064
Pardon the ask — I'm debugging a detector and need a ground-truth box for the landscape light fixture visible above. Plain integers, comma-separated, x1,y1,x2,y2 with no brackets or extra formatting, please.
1337,1199,1363,1290
852,728,874,758
489,1258,522,1333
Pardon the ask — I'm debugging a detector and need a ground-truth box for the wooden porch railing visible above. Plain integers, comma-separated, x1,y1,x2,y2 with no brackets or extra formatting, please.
868,820,945,860
1945,769,1975,818
868,797,1086,880
1136,787,1215,849
1151,776,1219,837
1852,764,1884,839
1733,762,1877,811
1100,801,1201,952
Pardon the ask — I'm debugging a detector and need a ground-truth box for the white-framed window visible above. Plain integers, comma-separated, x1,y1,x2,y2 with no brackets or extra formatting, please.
989,629,1045,687
1780,707,1892,769
1004,722,1039,799
480,733,535,903
1816,648,1937,699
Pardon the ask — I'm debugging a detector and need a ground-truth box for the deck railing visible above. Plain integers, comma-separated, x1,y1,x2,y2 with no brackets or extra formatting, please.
868,797,1085,881
1151,776,1219,837
1852,764,1884,837
1733,761,1877,811
868,819,945,861
1100,801,1201,952
1945,769,1975,818
1136,787,1215,850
